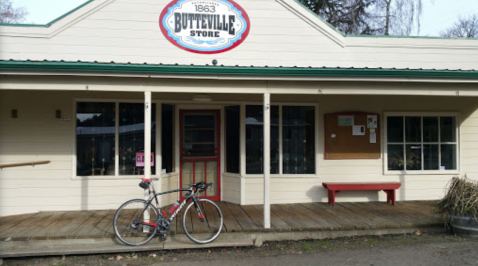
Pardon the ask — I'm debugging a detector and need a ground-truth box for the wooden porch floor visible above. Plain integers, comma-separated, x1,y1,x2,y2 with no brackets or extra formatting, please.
0,201,442,241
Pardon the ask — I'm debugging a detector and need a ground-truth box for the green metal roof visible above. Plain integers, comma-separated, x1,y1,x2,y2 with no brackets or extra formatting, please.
1,60,477,79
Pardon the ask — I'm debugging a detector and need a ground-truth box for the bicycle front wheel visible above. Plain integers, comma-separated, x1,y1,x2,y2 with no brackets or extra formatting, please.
113,199,158,246
182,198,223,244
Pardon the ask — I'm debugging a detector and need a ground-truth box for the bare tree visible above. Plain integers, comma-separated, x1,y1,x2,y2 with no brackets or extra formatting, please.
371,0,423,36
0,0,28,24
440,14,478,38
299,0,380,35
299,0,425,36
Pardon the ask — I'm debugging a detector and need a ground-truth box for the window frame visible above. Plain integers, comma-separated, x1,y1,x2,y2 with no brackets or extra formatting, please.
72,98,166,179
384,112,460,175
242,103,319,177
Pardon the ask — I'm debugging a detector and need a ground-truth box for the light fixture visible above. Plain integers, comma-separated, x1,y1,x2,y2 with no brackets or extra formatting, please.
192,94,212,102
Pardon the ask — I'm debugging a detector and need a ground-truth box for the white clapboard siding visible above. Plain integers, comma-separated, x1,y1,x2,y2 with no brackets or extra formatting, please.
1,90,478,215
222,174,241,204
1,0,477,69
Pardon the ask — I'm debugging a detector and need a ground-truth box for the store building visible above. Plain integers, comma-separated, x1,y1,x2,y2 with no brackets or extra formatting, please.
1,0,477,220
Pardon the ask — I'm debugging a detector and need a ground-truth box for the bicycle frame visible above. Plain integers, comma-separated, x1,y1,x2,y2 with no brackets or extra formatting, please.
136,182,203,229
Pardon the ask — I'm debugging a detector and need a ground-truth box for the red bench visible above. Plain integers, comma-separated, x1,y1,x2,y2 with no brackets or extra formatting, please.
322,182,401,207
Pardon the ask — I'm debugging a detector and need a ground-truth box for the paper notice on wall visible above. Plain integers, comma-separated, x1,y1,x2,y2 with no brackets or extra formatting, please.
353,125,365,135
338,115,354,126
370,132,377,143
367,115,377,128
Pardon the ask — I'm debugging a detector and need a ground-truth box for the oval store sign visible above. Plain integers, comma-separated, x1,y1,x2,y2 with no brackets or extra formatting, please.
160,0,250,54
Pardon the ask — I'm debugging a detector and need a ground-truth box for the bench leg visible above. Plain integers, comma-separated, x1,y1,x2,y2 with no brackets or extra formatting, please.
384,190,396,205
328,190,339,207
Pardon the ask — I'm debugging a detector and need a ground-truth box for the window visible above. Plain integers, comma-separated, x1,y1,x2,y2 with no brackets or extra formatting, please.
76,102,157,177
119,103,156,175
246,105,279,174
282,106,315,174
386,113,458,173
225,106,240,174
245,105,316,175
76,102,115,176
162,104,174,173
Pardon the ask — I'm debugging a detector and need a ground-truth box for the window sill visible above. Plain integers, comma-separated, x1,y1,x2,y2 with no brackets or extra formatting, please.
244,174,319,178
384,170,460,175
72,175,161,181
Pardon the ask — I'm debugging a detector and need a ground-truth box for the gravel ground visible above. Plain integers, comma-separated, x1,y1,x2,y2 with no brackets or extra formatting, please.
2,232,478,266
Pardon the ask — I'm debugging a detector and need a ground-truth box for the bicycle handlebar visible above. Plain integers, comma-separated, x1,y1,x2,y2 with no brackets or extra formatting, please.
189,182,213,193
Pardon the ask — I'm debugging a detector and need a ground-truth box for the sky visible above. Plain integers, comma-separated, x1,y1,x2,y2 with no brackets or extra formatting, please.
10,0,478,37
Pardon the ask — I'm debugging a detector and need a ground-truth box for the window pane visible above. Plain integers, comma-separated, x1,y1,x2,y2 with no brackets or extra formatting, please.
405,117,421,142
387,145,404,170
162,104,174,173
119,103,156,176
423,144,439,170
185,115,214,129
423,117,438,142
225,106,240,174
440,117,456,142
441,144,457,170
406,145,422,170
76,102,115,176
184,129,214,143
282,106,315,174
245,105,279,174
387,117,403,142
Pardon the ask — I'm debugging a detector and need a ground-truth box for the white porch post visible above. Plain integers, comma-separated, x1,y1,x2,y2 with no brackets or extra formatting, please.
263,93,271,229
144,91,152,180
143,91,152,230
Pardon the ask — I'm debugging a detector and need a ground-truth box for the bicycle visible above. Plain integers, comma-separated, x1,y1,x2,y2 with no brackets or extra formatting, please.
113,179,223,246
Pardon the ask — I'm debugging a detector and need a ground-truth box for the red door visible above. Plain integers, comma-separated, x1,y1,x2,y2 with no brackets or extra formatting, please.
179,110,220,201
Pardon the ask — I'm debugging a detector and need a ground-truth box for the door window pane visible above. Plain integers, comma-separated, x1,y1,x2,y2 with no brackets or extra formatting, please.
119,103,156,176
440,117,456,142
181,162,193,197
387,144,404,170
405,117,421,142
245,105,279,174
387,117,403,142
206,161,218,196
282,106,315,174
423,144,439,170
441,144,457,170
76,102,115,176
225,106,240,174
423,117,438,142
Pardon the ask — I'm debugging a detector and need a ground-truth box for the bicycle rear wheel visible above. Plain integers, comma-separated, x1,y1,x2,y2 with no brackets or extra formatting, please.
182,198,223,244
113,199,158,246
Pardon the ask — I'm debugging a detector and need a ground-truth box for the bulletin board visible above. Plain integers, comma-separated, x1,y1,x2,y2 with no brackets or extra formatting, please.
324,112,381,159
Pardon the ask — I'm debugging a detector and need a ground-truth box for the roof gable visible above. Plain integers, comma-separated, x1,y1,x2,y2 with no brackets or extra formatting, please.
0,0,477,71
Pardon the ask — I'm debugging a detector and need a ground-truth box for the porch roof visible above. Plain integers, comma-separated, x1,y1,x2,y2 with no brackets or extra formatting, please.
1,60,478,80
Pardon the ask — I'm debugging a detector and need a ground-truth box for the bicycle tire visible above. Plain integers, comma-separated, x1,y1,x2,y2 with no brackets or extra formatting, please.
113,199,158,246
182,198,223,244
